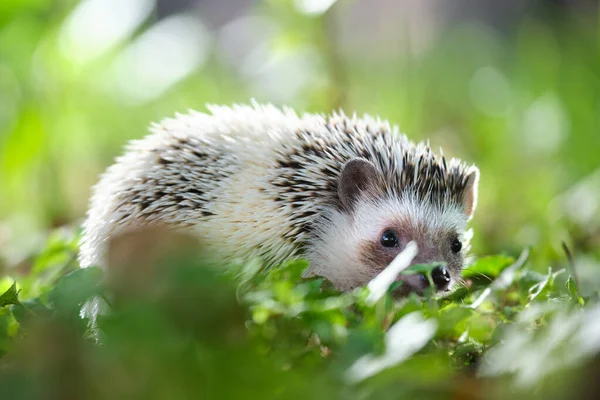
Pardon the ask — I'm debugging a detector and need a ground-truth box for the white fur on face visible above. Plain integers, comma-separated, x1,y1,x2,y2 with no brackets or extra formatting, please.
352,192,467,244
305,193,469,290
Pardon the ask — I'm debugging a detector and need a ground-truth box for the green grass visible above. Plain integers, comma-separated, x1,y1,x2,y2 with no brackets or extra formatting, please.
1,0,599,398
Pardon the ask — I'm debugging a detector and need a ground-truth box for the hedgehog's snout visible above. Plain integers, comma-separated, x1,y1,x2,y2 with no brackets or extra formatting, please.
393,264,452,296
430,265,451,290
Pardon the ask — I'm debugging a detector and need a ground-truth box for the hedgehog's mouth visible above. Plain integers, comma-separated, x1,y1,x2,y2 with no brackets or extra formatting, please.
392,265,452,297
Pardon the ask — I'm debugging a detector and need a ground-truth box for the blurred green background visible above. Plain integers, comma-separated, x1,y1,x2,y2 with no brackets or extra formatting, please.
1,2,600,398
0,0,599,272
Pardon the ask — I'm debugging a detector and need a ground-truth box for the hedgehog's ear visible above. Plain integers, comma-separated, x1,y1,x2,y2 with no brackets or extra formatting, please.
338,158,381,211
462,166,480,219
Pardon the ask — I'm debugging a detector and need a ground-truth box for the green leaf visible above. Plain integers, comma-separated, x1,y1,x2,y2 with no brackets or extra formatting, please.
528,268,565,303
48,267,104,317
436,306,473,336
461,255,515,280
566,277,584,306
0,282,21,308
400,263,440,276
10,297,49,323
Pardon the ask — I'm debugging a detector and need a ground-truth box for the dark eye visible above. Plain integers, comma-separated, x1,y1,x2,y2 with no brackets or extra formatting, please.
380,230,399,248
451,237,462,253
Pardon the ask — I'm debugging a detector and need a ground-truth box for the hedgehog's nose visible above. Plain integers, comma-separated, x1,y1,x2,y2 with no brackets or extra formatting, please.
431,265,451,290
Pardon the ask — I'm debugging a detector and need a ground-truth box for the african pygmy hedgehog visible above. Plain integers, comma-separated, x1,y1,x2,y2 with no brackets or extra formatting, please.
79,102,479,295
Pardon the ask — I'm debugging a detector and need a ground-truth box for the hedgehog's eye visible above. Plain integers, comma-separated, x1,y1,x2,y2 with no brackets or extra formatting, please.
380,230,399,248
451,237,462,253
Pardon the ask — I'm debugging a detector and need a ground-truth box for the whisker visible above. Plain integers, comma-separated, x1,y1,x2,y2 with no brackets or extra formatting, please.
460,267,494,283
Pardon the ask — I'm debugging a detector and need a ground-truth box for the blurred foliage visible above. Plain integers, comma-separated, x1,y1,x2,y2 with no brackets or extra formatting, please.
0,228,599,399
1,0,600,398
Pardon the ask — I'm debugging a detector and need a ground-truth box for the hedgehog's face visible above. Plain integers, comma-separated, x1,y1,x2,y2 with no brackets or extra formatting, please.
351,200,472,295
305,158,479,295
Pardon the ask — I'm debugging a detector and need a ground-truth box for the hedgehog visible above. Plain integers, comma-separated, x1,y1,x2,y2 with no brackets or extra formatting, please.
79,102,479,296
